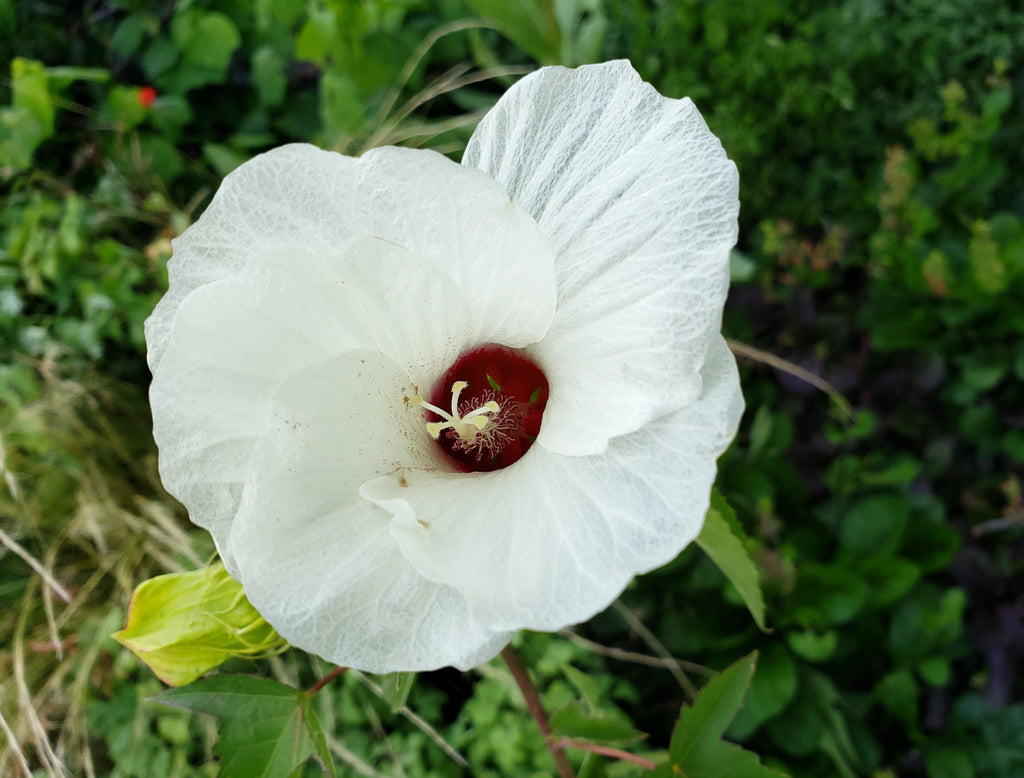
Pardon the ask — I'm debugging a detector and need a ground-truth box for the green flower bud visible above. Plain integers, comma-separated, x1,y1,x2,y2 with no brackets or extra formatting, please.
114,562,287,686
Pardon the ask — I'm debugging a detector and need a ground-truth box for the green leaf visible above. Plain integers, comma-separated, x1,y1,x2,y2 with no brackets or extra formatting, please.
730,249,758,282
111,14,146,57
252,46,288,108
654,652,789,778
466,0,560,64
559,662,603,709
860,557,920,608
158,675,335,778
728,645,799,738
173,10,241,72
45,66,109,85
0,58,55,174
837,494,910,559
925,748,975,778
786,629,838,662
378,671,417,711
113,562,287,686
696,491,767,631
105,85,148,131
874,669,919,731
550,700,645,744
767,669,862,775
296,694,337,777
256,0,306,32
203,142,249,178
791,564,868,625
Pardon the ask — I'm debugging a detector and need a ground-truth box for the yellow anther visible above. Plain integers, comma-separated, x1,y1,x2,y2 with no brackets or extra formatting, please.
415,383,500,444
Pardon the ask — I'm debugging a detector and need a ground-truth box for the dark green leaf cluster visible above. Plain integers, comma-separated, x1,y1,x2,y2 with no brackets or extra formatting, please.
603,3,1024,776
4,1,1024,777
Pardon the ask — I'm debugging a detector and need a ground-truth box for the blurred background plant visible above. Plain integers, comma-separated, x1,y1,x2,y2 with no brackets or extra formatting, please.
2,0,1022,776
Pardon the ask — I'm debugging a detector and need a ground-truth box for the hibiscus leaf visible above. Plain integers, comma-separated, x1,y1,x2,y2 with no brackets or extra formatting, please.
296,693,337,778
156,675,328,778
378,671,417,711
649,652,790,778
549,700,646,744
696,490,768,631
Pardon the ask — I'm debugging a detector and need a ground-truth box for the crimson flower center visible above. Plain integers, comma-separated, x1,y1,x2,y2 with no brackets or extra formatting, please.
416,344,549,472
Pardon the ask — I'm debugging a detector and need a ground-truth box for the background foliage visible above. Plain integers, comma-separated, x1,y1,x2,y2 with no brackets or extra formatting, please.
2,0,1022,776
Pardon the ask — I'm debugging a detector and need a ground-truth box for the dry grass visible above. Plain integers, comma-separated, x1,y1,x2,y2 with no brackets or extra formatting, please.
0,358,209,777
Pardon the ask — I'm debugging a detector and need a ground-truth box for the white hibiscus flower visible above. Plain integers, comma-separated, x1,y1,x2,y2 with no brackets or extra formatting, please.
145,60,743,674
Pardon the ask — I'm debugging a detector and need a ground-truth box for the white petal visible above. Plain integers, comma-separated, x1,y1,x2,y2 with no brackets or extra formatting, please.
464,61,739,454
150,246,338,572
146,143,556,373
229,351,510,672
150,238,480,572
149,141,561,575
363,337,744,632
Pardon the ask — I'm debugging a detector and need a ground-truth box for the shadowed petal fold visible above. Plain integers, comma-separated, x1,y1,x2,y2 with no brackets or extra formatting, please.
231,351,510,673
364,337,743,632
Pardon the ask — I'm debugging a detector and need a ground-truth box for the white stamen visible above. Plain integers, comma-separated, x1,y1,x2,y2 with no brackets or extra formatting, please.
414,383,501,444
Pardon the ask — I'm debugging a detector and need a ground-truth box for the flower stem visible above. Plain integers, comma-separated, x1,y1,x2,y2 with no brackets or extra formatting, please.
306,665,347,696
500,644,575,778
552,738,658,770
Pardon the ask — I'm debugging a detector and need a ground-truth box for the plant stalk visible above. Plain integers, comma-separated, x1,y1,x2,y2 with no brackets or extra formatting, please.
500,644,575,778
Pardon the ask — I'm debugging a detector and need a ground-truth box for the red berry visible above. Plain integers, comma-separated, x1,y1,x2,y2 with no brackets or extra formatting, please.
138,86,157,108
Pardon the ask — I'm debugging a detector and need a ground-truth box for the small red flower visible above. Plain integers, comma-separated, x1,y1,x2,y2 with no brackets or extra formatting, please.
138,86,157,108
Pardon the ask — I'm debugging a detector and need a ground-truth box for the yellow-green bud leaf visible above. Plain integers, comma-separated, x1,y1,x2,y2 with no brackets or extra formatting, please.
113,562,287,686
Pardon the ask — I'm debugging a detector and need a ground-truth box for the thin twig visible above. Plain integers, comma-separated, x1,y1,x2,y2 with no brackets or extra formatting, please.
374,18,498,126
0,699,33,778
0,527,72,602
612,601,698,700
552,738,658,770
559,629,715,677
14,581,68,776
501,644,575,778
0,433,23,502
306,666,347,696
363,64,532,153
348,670,470,770
356,686,406,778
374,109,488,148
325,733,390,778
726,337,855,419
972,512,1024,537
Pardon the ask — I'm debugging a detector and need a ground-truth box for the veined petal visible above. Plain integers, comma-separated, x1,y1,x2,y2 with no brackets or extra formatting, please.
150,246,339,572
151,238,480,572
364,337,743,632
150,144,560,576
464,61,739,455
146,143,557,373
229,351,510,672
